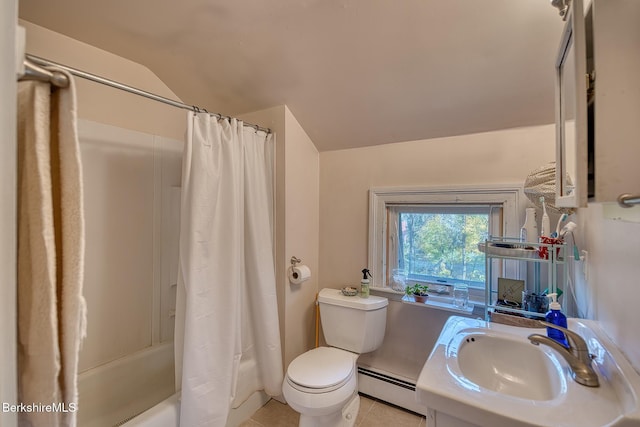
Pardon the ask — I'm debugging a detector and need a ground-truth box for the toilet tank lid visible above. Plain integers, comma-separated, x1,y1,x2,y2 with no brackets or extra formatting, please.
318,288,388,310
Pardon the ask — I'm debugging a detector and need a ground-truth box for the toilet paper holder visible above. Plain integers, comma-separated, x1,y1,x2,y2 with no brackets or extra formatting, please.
288,256,311,285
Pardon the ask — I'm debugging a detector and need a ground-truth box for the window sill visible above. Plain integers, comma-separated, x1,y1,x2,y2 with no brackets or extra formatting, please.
371,287,479,315
401,295,475,314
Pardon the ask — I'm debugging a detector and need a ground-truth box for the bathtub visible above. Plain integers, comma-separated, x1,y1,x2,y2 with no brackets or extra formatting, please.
78,342,175,427
120,355,271,427
121,390,271,427
77,338,273,426
121,393,180,427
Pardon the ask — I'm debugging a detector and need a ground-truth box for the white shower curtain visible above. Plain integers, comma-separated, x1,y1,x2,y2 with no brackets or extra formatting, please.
175,113,283,426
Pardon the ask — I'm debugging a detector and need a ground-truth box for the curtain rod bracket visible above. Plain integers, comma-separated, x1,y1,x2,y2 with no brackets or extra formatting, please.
19,58,69,88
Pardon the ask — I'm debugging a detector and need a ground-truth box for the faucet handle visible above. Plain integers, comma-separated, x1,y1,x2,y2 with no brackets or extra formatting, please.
537,320,592,362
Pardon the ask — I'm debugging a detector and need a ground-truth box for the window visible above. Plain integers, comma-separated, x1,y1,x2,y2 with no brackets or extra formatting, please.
369,186,521,291
389,205,497,288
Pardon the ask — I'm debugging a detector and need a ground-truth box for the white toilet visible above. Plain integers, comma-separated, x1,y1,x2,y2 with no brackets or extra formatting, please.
282,288,388,427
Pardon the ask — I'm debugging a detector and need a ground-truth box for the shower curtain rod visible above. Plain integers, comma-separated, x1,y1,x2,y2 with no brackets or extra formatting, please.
24,54,271,134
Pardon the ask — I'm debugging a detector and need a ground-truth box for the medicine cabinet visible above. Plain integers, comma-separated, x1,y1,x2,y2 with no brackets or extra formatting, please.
554,0,587,208
554,0,640,208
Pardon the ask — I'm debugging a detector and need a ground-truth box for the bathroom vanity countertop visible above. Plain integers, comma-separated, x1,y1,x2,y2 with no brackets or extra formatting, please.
416,316,640,427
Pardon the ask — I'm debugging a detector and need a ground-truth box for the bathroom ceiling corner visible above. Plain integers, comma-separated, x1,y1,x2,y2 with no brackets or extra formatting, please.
18,0,565,151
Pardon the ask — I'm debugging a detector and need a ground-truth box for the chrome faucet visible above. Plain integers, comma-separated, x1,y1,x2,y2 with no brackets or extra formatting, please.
528,321,600,387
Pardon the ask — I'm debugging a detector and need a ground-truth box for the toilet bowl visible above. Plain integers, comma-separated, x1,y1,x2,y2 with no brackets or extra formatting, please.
283,347,357,420
282,288,388,427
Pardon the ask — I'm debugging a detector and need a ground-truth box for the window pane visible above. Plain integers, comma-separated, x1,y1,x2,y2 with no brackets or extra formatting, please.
397,212,488,286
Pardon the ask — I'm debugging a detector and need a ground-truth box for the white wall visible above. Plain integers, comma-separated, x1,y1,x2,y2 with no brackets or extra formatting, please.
577,205,640,372
319,124,557,288
1,2,18,426
282,107,320,367
319,124,557,380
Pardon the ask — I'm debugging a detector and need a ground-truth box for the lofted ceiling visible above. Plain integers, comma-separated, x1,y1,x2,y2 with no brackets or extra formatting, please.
18,0,566,151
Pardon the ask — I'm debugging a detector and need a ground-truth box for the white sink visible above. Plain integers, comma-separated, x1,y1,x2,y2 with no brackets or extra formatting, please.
416,316,640,427
455,331,565,400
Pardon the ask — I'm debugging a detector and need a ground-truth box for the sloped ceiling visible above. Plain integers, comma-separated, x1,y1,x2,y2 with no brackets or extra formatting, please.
19,0,566,151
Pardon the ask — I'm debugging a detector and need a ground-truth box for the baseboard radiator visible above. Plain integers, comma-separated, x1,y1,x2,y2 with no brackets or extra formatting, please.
357,366,429,416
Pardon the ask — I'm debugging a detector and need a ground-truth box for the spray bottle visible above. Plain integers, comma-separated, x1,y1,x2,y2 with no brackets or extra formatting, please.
360,268,372,298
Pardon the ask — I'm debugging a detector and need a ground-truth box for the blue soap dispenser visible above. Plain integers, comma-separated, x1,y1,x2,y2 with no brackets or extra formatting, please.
545,293,568,347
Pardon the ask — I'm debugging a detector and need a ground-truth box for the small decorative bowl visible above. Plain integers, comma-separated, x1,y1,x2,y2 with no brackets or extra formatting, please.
341,287,358,296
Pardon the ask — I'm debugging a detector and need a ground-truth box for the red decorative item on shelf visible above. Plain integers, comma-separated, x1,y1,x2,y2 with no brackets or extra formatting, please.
538,236,563,259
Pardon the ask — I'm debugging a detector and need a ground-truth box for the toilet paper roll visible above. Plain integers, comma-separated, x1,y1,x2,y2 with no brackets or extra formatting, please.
289,265,311,285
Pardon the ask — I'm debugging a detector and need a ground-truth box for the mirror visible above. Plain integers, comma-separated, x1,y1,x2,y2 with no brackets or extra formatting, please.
555,0,588,208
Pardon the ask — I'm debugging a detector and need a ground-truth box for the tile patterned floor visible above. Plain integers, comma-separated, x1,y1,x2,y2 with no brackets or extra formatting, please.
239,394,426,427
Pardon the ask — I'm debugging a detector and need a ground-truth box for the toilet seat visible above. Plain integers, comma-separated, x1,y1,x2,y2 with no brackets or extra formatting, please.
286,347,355,393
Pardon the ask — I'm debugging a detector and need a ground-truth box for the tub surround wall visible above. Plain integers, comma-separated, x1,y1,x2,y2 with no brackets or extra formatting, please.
77,120,182,371
76,119,180,425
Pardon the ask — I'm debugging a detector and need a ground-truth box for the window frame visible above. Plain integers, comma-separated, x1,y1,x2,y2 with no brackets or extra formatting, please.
368,185,522,291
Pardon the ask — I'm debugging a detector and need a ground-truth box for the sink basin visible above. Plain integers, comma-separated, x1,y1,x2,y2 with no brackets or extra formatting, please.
454,332,564,400
416,316,640,427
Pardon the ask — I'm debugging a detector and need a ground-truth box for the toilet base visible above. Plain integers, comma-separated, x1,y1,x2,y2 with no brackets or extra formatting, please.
298,393,360,427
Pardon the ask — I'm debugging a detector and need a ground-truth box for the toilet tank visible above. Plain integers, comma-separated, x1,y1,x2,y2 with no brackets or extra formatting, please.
318,288,388,353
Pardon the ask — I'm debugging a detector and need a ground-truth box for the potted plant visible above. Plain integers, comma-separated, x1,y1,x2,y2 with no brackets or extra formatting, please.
405,283,430,303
